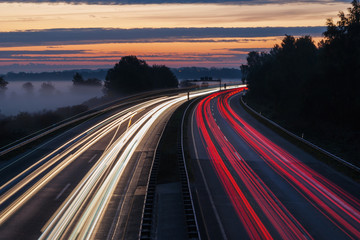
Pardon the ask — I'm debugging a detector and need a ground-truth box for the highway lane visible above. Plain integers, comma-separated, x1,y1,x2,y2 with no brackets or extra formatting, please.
0,96,167,239
189,88,360,239
0,92,171,185
0,88,219,239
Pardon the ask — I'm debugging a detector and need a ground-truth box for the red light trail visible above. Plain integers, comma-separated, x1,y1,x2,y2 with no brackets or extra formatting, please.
194,88,360,239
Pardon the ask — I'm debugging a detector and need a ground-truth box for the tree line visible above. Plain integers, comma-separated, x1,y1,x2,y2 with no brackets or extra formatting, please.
72,72,102,87
2,67,241,83
174,67,241,80
2,69,107,81
241,0,360,163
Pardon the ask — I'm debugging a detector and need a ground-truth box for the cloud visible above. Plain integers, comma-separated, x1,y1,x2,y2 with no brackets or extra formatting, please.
0,63,112,74
0,27,325,47
228,47,271,52
0,50,86,57
0,27,327,72
0,0,350,4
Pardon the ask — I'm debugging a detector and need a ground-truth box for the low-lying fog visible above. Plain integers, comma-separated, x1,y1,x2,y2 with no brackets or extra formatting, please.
0,79,243,117
0,81,104,116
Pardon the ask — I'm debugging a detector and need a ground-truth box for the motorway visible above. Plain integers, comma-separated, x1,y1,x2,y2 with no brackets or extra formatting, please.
189,87,360,239
0,88,218,239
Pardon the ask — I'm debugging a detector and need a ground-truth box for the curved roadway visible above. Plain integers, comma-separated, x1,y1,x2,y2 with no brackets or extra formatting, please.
189,87,360,240
0,88,218,239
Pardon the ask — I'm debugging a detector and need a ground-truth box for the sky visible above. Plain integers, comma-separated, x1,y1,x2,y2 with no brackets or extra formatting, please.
0,0,352,73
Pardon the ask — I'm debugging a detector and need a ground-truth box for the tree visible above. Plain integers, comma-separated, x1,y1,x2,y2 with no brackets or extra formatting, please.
105,56,149,94
72,72,85,86
314,0,360,126
323,0,360,42
23,82,34,93
39,82,55,95
104,56,178,94
0,76,8,90
85,78,102,87
151,65,178,89
242,35,318,119
240,64,248,84
73,72,102,87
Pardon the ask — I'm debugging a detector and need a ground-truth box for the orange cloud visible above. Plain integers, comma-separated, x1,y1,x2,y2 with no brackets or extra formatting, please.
0,2,349,31
0,36,296,69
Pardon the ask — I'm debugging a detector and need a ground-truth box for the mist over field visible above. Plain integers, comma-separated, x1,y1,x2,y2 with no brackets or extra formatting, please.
0,81,103,116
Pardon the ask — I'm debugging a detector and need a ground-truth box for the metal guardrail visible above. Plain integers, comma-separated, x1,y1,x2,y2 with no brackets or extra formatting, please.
139,129,163,240
0,88,191,158
0,110,99,157
139,99,201,240
0,98,134,157
179,101,201,239
240,96,360,174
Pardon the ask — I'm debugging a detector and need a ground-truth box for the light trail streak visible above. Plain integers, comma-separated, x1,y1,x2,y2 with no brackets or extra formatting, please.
196,89,272,239
39,88,221,239
220,90,360,239
0,95,175,224
0,110,136,224
70,98,182,239
194,88,360,239
0,87,225,237
196,88,312,239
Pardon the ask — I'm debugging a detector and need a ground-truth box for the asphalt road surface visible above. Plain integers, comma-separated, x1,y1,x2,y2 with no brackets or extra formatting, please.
0,88,220,239
189,87,360,240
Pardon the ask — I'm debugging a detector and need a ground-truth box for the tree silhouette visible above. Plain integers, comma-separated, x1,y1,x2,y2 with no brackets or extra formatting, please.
84,78,102,86
73,72,102,86
104,56,178,94
243,35,318,118
323,0,360,42
72,72,85,86
105,56,149,94
39,82,55,95
314,0,360,126
151,65,178,89
0,76,8,90
240,64,248,84
23,82,34,93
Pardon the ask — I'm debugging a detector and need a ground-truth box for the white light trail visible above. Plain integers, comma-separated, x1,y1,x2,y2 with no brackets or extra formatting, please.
0,87,226,238
0,96,170,224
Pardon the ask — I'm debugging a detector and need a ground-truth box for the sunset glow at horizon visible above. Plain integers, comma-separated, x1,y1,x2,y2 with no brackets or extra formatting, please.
0,1,351,72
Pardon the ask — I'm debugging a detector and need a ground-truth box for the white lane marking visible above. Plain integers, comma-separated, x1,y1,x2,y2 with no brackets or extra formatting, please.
127,115,134,130
88,154,97,163
55,183,71,201
191,106,228,240
104,121,123,153
235,152,242,161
